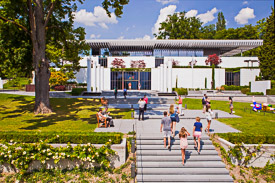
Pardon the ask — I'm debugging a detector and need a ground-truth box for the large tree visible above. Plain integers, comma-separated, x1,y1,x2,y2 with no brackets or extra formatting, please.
216,12,226,31
0,0,129,114
258,7,275,80
155,12,202,39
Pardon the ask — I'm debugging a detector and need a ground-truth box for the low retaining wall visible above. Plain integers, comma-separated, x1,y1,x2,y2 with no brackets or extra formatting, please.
218,137,275,167
0,138,127,173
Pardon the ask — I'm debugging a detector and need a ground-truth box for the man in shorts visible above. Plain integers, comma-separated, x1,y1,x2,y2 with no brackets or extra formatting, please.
160,111,172,149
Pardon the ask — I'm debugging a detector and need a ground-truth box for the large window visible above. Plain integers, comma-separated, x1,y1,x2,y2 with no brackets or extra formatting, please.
153,49,203,57
111,71,151,90
225,72,240,86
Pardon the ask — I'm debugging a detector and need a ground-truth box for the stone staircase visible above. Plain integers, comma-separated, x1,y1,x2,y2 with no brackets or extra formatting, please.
136,135,233,183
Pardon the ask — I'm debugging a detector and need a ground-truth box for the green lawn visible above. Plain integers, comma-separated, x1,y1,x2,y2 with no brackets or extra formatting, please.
182,98,275,135
0,94,132,132
3,77,31,90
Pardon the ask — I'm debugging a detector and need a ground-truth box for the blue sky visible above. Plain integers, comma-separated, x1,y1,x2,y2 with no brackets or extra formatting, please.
73,0,274,39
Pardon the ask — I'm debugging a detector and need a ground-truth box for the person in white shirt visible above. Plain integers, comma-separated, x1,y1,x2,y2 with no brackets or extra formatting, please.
205,105,213,133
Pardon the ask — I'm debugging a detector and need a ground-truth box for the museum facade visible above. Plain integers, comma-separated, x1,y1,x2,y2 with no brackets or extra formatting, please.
75,39,263,92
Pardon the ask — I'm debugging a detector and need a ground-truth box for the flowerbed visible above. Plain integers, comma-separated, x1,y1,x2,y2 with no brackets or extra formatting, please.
0,132,123,144
0,140,115,175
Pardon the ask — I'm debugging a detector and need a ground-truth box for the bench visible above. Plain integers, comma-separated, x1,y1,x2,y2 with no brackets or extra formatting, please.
96,113,107,128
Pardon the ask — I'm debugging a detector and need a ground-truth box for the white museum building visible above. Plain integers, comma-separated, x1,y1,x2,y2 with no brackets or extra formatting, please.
75,39,263,92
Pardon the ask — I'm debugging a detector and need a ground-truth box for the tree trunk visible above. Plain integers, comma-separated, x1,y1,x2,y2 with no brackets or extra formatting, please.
211,64,215,90
30,0,52,114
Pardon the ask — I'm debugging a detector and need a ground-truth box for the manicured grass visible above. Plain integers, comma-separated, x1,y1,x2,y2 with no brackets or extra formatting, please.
0,94,133,132
182,98,275,135
3,77,31,90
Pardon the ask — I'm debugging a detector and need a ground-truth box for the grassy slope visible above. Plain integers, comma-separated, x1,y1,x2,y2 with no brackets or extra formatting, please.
0,94,132,132
182,98,275,134
3,77,31,90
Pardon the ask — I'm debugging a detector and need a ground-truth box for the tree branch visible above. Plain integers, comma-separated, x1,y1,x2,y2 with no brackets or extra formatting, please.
0,16,30,35
44,1,57,28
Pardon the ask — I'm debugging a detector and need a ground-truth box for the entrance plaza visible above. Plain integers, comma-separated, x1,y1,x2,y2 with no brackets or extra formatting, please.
75,39,263,92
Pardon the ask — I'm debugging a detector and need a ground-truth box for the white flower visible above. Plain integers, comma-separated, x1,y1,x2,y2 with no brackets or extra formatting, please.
115,152,118,155
109,139,112,142
47,149,50,152
56,135,59,138
42,160,46,164
87,143,91,146
0,152,4,155
8,151,11,154
48,152,52,156
95,152,98,156
23,151,26,155
9,155,12,158
88,148,91,151
83,148,86,151
92,160,95,162
42,150,46,153
10,140,13,143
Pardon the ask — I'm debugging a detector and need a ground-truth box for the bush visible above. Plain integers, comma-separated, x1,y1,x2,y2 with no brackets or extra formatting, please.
0,132,123,144
54,85,66,91
71,88,87,95
246,92,264,95
217,133,275,144
266,89,275,95
172,88,188,95
77,83,87,87
241,88,250,94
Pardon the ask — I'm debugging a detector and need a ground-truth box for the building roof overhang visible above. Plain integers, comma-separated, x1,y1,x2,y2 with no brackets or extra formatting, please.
86,39,263,56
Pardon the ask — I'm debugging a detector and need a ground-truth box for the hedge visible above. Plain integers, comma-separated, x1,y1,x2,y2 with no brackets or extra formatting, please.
71,88,93,96
172,88,188,95
246,92,264,95
217,133,275,144
266,89,275,95
0,132,123,144
221,85,249,91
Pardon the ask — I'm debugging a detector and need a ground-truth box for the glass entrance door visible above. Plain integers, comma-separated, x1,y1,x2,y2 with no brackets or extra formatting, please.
111,71,151,90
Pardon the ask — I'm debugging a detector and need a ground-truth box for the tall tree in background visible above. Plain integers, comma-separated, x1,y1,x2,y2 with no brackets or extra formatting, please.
205,54,222,90
0,0,129,114
258,7,275,80
216,12,226,31
155,12,202,39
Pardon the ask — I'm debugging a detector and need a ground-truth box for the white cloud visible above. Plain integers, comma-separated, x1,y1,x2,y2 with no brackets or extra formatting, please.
243,1,249,5
197,7,218,25
156,0,179,5
185,10,198,18
73,6,118,29
118,36,124,39
152,5,177,35
234,7,255,24
90,34,101,39
135,35,152,40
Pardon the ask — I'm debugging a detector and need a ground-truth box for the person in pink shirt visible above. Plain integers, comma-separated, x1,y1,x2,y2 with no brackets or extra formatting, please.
144,95,148,111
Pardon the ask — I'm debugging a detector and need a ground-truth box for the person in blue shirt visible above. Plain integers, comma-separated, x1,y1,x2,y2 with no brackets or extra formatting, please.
123,88,127,99
193,117,202,154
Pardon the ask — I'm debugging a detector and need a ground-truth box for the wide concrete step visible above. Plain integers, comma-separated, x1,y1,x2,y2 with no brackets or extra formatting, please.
137,167,229,175
137,135,209,140
137,155,221,162
137,144,215,150
137,161,226,168
137,174,233,182
137,149,218,156
137,139,213,145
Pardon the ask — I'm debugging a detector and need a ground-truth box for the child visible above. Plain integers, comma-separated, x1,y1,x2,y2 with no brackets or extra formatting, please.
193,117,202,154
229,97,233,114
179,127,190,165
205,105,213,133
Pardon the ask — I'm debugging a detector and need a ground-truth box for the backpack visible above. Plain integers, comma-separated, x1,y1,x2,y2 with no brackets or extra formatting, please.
109,119,114,127
202,97,206,105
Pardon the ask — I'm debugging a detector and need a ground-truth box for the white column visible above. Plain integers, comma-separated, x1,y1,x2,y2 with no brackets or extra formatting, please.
160,64,164,92
101,66,104,91
96,64,101,92
87,58,92,92
168,61,172,92
163,63,167,92
158,67,161,92
92,60,96,92
32,71,35,84
0,77,3,89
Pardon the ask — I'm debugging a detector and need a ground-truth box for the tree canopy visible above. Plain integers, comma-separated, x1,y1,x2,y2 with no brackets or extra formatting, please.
216,12,226,31
0,0,129,114
258,7,275,80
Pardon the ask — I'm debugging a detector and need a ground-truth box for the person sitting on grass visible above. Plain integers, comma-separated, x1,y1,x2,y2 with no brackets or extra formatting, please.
160,111,172,149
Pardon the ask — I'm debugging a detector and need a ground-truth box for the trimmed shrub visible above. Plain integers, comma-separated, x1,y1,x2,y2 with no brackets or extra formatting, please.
217,133,275,144
54,85,66,91
222,85,249,91
266,89,275,95
172,88,188,95
246,92,264,95
71,88,87,96
241,88,250,94
0,132,123,144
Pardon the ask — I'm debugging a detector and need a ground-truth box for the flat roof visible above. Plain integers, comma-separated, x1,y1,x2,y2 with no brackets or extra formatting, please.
86,39,263,56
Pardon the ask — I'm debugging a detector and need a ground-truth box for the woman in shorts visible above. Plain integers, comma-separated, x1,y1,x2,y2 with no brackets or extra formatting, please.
193,117,202,154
